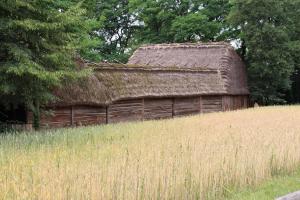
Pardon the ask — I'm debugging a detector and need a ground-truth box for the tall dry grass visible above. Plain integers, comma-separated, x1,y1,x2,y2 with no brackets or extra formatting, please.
0,106,300,199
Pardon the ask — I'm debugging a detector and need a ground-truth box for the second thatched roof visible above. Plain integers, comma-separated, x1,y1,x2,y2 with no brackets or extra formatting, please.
129,42,249,95
54,42,249,106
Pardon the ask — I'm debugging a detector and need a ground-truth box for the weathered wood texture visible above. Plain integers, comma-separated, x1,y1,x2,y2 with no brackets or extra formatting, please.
202,96,223,113
28,107,72,128
144,99,173,120
173,97,200,116
108,99,143,123
30,95,249,128
73,106,106,126
223,95,248,111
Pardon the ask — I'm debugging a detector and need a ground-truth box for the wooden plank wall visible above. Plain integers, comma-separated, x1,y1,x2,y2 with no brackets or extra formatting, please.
223,95,249,111
107,99,143,123
28,107,72,128
73,106,106,126
201,96,223,113
144,99,173,120
30,106,107,128
32,95,249,128
173,97,200,117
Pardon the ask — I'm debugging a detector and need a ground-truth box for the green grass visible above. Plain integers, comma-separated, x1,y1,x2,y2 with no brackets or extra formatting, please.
227,169,300,200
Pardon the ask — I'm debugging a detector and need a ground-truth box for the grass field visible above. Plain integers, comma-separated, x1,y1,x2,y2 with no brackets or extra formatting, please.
0,106,300,199
226,169,300,200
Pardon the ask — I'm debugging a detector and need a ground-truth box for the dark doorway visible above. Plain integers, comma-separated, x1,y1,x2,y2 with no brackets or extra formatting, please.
291,70,300,103
0,104,27,124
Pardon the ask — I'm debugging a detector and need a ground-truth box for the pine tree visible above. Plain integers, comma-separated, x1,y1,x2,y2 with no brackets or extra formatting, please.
0,0,96,129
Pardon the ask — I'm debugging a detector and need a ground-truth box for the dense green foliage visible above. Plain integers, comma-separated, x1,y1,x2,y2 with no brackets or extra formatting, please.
91,0,137,62
0,0,96,128
287,1,300,103
0,0,299,125
131,0,232,43
229,0,299,104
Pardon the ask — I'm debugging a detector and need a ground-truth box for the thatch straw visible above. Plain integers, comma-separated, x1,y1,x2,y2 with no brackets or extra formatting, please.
129,42,249,95
54,43,249,106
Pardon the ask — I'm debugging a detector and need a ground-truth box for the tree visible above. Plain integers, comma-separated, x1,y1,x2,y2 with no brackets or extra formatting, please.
286,0,300,103
229,0,296,104
0,0,96,129
172,0,233,42
56,0,102,62
66,0,138,63
131,0,232,44
95,0,138,63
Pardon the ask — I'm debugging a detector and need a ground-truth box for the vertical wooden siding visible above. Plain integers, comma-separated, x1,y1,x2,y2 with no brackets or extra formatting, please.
144,99,173,120
201,96,223,113
73,106,106,126
222,95,249,111
28,107,72,128
173,97,200,116
107,99,143,123
34,95,249,128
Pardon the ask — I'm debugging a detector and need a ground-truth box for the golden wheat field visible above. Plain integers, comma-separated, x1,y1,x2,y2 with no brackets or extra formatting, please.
1,106,300,200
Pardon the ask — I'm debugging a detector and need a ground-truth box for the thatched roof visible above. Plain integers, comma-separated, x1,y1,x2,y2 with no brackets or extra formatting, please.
54,42,249,106
53,63,225,106
129,42,249,95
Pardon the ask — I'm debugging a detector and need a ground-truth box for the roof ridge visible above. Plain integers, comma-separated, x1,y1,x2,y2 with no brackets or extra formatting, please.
139,42,232,49
88,62,218,73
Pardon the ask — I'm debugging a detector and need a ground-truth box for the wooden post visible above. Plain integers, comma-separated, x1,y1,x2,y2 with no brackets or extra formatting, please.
247,95,250,108
106,106,109,124
222,96,225,111
71,106,74,126
142,98,145,120
172,98,175,118
199,96,202,114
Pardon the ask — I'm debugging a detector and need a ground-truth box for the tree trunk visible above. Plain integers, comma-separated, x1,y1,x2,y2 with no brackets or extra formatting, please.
33,99,40,130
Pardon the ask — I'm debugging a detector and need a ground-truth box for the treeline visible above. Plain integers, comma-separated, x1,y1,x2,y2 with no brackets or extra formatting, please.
0,0,299,127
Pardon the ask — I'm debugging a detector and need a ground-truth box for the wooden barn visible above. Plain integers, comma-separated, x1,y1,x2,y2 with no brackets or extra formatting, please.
26,42,249,128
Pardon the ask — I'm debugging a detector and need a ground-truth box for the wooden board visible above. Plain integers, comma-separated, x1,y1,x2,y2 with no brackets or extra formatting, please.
222,95,249,111
29,106,107,128
232,96,248,110
201,96,223,113
108,99,143,123
243,96,249,108
222,96,230,111
144,98,173,120
37,107,72,128
173,97,200,116
73,106,106,126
